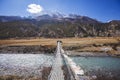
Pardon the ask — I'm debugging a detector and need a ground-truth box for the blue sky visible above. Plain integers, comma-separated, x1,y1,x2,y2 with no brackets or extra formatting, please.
0,0,120,22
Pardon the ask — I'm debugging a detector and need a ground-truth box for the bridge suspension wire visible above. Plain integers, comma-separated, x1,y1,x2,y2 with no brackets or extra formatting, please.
48,41,64,80
48,41,90,80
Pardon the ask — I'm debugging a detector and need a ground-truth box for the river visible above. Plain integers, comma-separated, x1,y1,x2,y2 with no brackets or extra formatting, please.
72,56,120,79
0,54,54,79
0,54,120,79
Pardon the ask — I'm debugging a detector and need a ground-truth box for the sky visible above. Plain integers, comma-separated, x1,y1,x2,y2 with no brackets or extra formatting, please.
0,0,120,22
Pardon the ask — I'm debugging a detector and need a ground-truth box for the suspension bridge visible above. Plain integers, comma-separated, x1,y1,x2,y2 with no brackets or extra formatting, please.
48,41,89,80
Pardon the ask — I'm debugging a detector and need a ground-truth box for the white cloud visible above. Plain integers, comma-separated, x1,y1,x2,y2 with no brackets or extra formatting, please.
27,4,43,14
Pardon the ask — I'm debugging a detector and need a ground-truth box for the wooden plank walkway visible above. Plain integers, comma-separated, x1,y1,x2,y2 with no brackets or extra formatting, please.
48,41,64,80
48,41,90,80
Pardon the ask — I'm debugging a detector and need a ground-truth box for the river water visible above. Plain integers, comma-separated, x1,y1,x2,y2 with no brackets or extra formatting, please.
0,54,120,79
0,54,54,79
72,56,120,79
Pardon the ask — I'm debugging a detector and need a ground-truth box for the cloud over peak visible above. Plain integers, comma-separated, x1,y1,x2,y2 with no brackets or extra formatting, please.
27,4,43,14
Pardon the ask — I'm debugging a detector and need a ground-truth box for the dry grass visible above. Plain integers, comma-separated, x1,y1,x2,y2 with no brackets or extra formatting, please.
0,37,120,47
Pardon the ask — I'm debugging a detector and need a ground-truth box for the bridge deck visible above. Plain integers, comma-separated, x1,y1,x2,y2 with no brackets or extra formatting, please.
48,41,89,80
48,42,64,80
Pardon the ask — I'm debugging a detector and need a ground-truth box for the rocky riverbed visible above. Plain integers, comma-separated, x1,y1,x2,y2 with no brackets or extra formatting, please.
0,44,120,57
0,45,55,54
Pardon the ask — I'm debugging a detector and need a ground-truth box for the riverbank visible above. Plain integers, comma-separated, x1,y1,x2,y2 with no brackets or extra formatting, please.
0,45,55,53
0,37,120,56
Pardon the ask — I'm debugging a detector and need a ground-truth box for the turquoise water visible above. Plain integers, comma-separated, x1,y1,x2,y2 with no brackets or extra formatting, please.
72,56,120,76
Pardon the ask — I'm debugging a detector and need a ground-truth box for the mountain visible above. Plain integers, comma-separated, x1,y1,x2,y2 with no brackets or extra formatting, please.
0,21,38,39
66,14,100,24
35,14,99,23
0,16,23,22
0,14,120,39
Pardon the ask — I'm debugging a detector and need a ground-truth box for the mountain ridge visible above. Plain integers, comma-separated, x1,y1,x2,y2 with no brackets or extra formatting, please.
0,14,120,39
